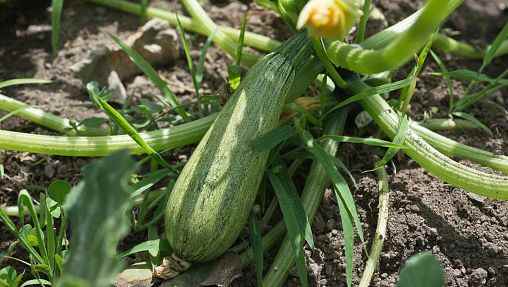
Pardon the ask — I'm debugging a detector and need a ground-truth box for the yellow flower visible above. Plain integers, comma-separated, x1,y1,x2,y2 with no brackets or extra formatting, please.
297,0,361,40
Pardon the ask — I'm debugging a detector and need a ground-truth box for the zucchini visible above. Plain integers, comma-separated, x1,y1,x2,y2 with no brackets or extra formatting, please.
164,33,317,266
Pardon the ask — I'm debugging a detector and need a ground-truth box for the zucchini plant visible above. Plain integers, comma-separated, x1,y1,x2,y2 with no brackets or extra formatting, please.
0,0,507,286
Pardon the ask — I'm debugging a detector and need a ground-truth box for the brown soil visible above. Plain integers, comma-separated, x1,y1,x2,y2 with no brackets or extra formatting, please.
1,0,507,286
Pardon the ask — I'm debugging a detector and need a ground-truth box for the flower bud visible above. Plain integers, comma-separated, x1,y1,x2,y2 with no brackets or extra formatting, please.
297,0,361,40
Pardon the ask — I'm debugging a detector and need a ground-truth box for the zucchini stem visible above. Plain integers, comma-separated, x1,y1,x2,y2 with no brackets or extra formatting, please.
358,167,390,287
355,81,508,199
0,115,214,157
88,0,280,52
326,0,459,74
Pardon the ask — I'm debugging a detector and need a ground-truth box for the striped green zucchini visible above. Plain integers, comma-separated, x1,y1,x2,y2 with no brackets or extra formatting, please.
164,33,317,265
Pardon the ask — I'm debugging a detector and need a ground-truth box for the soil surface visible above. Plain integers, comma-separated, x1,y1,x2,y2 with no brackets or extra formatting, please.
1,0,507,286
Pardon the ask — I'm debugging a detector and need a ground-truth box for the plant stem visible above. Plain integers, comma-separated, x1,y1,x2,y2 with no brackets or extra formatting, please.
0,114,214,157
88,0,507,62
88,0,280,52
326,0,459,74
179,0,259,66
418,118,480,131
355,80,508,199
358,167,390,287
263,110,349,287
0,93,75,135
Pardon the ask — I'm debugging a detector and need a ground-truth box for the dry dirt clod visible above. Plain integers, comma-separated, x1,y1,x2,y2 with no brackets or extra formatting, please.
71,19,179,103
469,268,488,286
115,263,153,287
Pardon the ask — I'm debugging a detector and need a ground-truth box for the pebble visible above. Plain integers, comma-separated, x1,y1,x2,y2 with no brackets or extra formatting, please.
469,268,488,286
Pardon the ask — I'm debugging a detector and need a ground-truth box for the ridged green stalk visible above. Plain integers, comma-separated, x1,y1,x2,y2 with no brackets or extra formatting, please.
88,0,280,52
326,0,458,74
0,115,214,157
354,80,508,199
0,93,74,135
358,167,390,287
0,94,108,136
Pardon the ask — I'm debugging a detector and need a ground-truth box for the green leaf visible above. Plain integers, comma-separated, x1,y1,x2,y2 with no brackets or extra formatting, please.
58,151,136,287
48,180,71,205
453,112,493,136
249,215,263,287
301,131,363,287
251,125,296,152
109,34,188,119
435,69,498,83
86,82,171,169
481,22,508,71
120,239,160,258
0,79,51,89
375,115,409,169
268,170,310,287
51,0,64,57
195,31,215,90
130,168,171,198
453,82,507,111
176,15,201,99
0,164,4,179
397,252,444,287
399,33,433,113
327,78,411,114
322,135,407,149
0,266,20,287
79,117,108,129
430,50,454,109
235,12,248,65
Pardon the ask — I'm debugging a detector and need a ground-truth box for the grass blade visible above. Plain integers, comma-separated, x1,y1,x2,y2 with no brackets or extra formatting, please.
481,22,508,71
268,170,311,287
251,125,296,152
301,131,363,287
176,15,201,99
236,12,248,66
51,0,64,57
453,82,508,111
452,111,493,136
434,69,502,83
86,82,171,169
0,79,51,89
375,115,409,169
120,239,160,257
399,38,433,113
355,0,371,43
249,215,263,287
109,34,188,119
140,0,150,20
430,50,454,111
322,135,406,149
195,31,215,93
328,78,411,114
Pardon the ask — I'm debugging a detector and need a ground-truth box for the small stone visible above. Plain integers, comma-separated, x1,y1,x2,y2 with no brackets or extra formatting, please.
107,71,127,104
469,268,488,286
